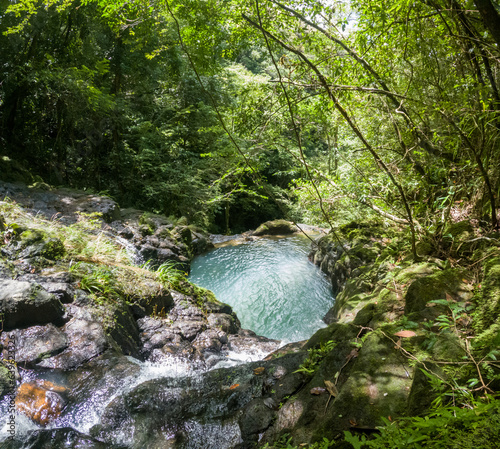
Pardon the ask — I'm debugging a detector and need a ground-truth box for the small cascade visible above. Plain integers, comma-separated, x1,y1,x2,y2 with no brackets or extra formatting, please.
115,235,145,266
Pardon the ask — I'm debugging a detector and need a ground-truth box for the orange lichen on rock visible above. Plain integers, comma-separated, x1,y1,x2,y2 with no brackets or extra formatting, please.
15,380,68,426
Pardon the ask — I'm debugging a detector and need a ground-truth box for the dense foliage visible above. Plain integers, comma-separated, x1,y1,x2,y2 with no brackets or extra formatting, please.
1,0,500,445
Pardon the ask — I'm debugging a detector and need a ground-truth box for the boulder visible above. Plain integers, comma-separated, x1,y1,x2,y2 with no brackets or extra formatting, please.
0,279,65,331
15,380,68,426
1,229,65,261
404,268,474,319
1,324,68,366
37,305,110,370
252,220,298,236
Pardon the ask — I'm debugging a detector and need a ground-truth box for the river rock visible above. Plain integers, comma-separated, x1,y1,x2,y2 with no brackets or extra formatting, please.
2,428,110,449
15,380,68,426
0,279,65,331
137,316,183,359
1,324,68,366
207,313,239,334
252,219,298,236
37,305,110,370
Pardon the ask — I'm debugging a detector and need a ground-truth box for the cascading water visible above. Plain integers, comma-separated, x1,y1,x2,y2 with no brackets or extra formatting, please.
189,235,334,342
1,233,334,448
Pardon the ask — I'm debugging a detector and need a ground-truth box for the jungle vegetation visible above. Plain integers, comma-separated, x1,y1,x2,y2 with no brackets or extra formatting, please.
1,1,500,446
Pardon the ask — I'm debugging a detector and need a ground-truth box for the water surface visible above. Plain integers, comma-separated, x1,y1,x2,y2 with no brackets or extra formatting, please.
189,235,334,342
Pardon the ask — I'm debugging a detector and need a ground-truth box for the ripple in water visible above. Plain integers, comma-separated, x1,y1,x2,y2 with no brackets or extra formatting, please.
189,236,334,342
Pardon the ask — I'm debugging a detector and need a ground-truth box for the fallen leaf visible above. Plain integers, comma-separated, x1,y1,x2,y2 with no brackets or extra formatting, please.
253,367,265,375
229,384,239,390
349,418,358,427
324,380,338,397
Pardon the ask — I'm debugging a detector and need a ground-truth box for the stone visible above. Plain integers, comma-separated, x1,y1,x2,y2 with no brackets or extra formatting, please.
138,316,183,359
192,329,224,352
404,268,473,318
1,324,68,366
207,313,240,334
4,428,109,449
252,219,298,236
37,305,110,370
128,286,174,318
0,279,65,331
15,380,68,426
239,398,275,438
2,229,65,261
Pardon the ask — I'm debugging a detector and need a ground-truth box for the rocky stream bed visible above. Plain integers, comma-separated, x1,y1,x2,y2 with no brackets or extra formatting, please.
1,182,500,448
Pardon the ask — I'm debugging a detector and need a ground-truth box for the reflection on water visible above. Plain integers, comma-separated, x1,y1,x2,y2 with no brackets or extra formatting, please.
189,236,334,342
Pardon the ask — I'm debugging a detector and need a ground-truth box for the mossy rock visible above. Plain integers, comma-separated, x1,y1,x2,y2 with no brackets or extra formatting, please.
2,228,65,261
0,363,15,398
404,268,474,319
474,255,500,330
252,219,298,236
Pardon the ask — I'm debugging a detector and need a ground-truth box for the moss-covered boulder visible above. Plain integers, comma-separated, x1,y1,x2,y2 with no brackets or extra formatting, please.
0,362,15,398
404,268,474,320
252,219,298,236
1,228,65,261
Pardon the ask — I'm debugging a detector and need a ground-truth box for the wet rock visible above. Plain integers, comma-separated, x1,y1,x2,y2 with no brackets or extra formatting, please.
1,324,68,366
207,313,239,334
15,380,68,426
3,428,111,449
92,361,268,448
252,219,298,236
239,398,275,438
172,320,207,341
138,316,183,359
227,329,281,355
37,305,110,370
0,279,65,331
128,284,174,318
192,329,224,353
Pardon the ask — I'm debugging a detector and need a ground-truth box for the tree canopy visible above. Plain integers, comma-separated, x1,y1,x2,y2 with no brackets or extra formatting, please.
1,0,499,236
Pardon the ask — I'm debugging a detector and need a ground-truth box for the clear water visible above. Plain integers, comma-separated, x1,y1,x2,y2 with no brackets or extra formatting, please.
189,235,334,342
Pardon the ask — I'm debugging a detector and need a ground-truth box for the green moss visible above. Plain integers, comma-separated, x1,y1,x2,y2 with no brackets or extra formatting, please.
473,256,500,331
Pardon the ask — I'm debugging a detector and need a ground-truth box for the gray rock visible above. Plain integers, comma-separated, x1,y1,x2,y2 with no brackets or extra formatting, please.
1,324,68,366
37,305,110,370
207,313,239,334
0,279,65,331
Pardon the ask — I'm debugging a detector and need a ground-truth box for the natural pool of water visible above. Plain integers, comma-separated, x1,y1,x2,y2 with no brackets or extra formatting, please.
189,235,334,342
